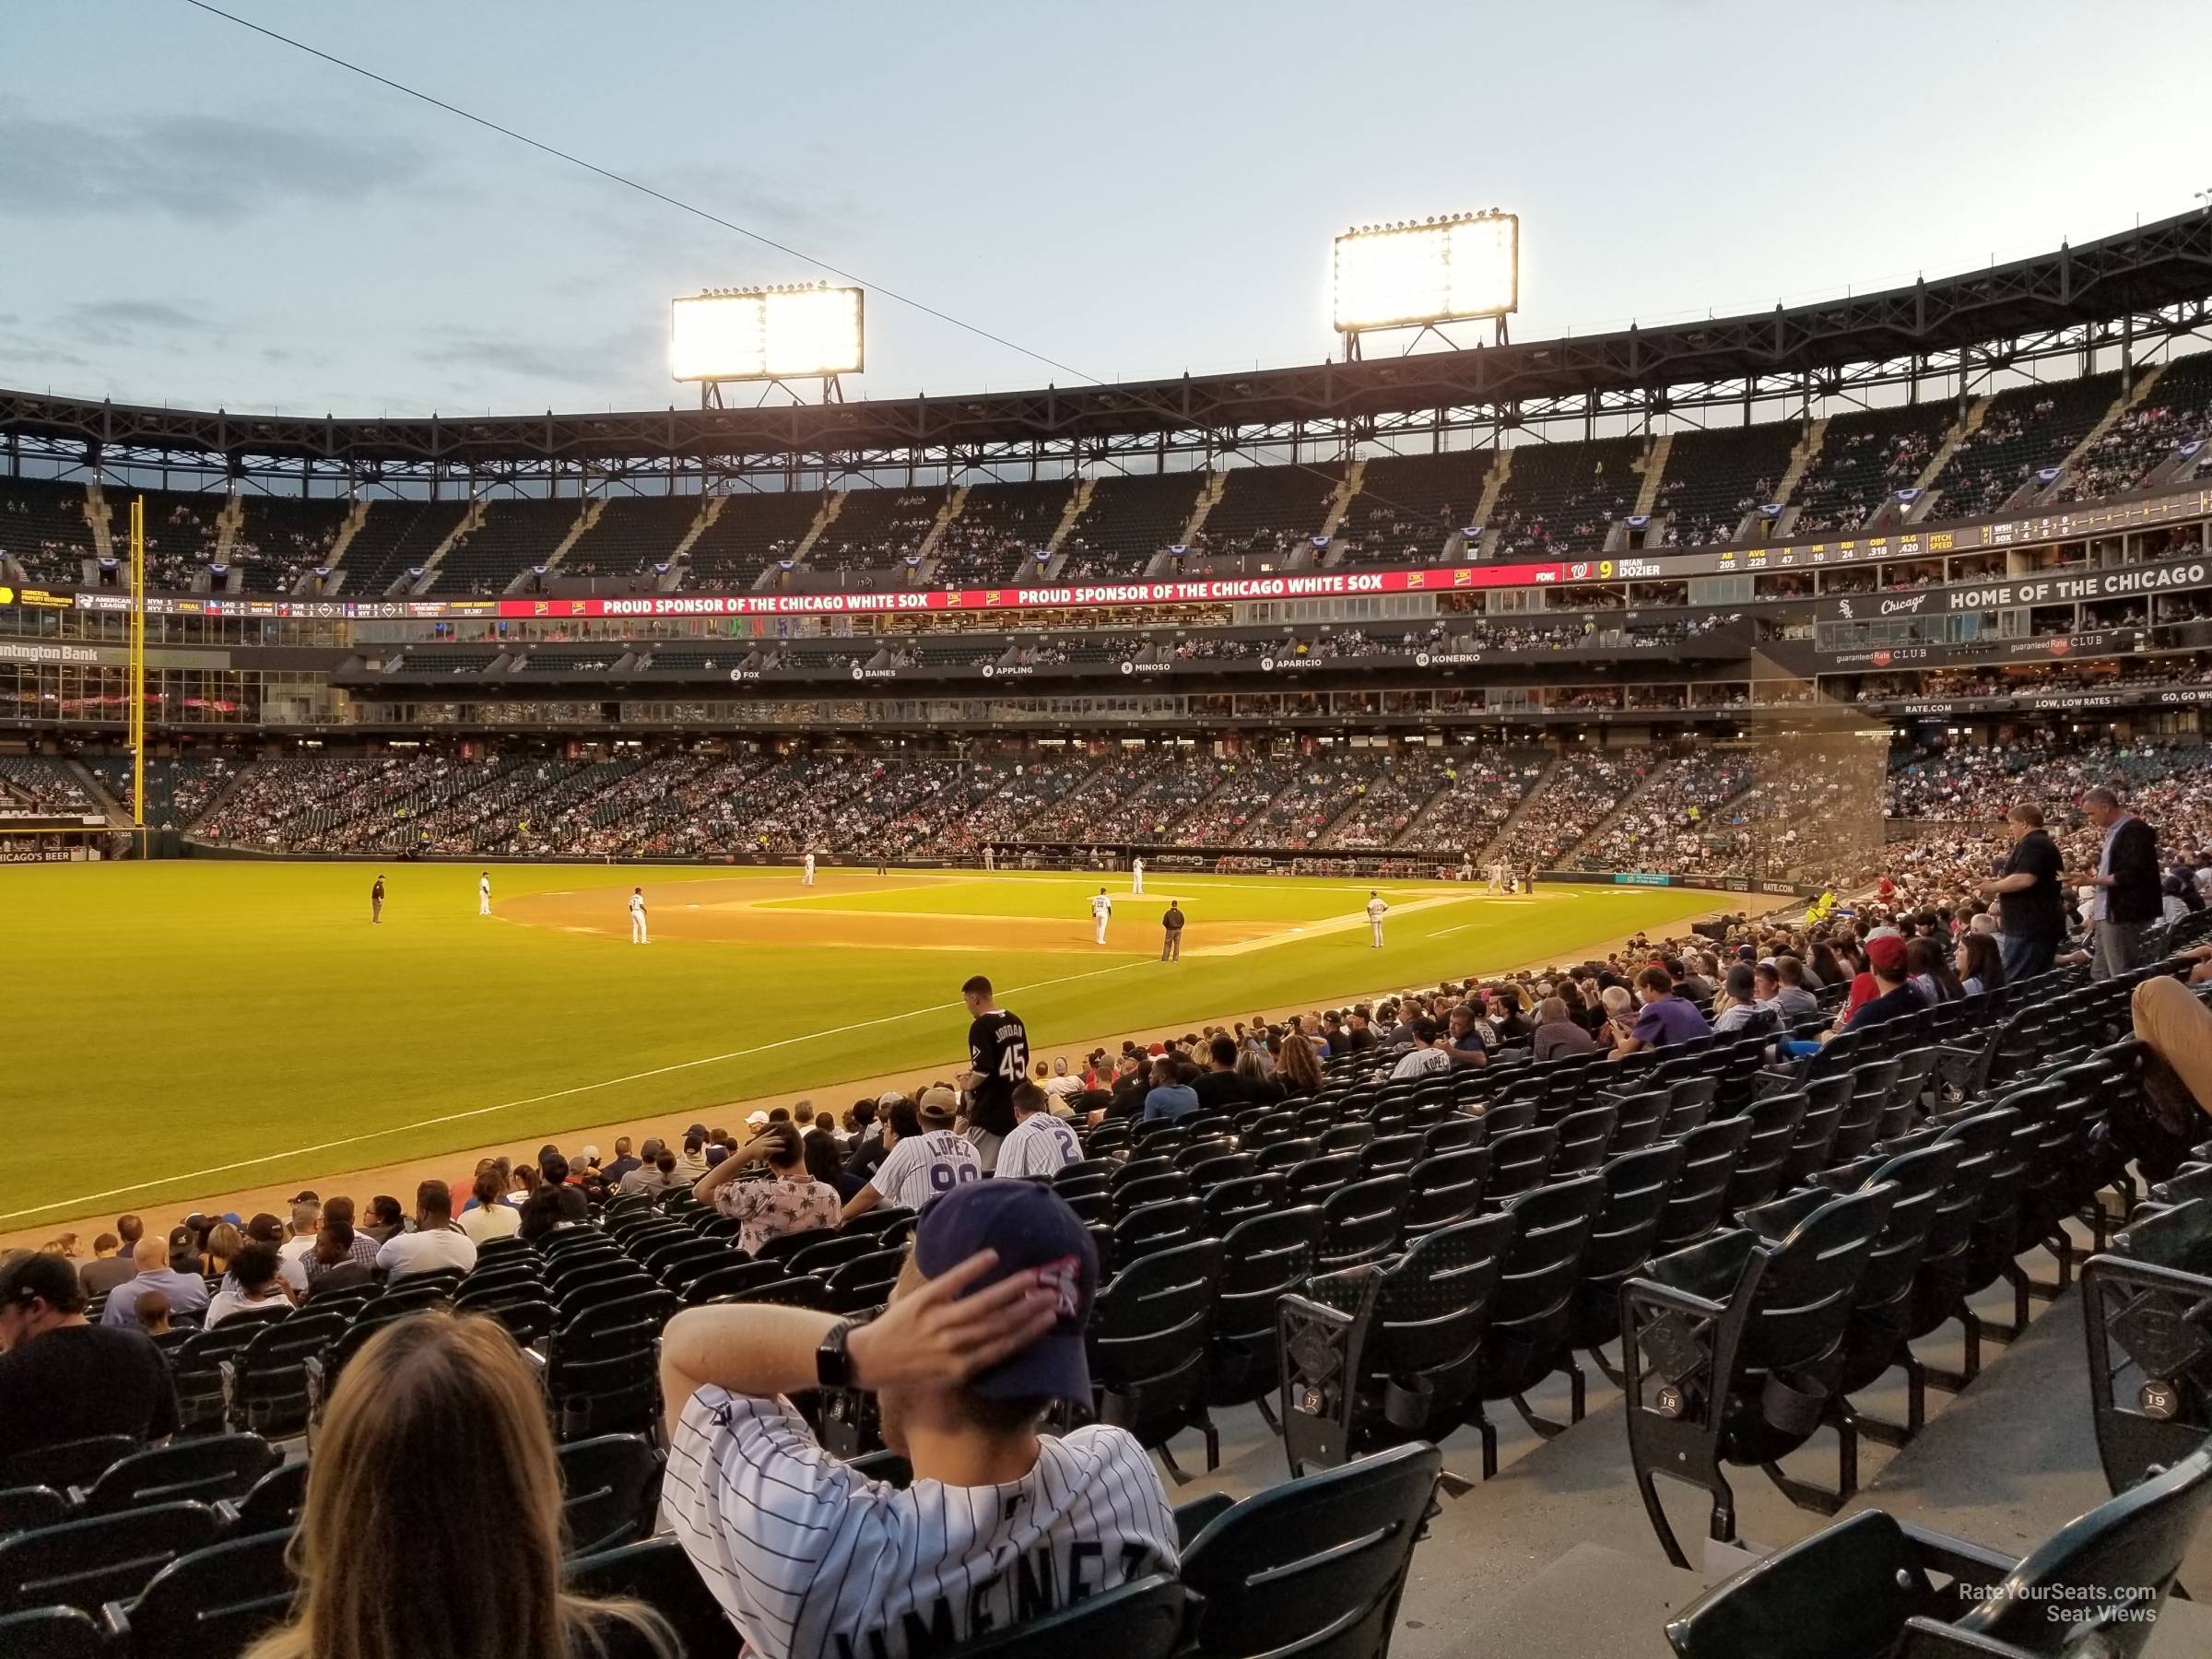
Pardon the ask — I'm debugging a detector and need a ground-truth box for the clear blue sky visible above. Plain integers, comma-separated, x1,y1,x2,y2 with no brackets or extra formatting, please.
1,0,2203,418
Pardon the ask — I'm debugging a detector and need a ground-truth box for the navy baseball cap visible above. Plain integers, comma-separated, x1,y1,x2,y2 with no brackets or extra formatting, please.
912,1181,1096,1403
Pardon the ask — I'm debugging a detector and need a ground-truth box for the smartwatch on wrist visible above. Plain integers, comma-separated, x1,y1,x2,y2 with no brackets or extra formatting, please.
817,1319,858,1389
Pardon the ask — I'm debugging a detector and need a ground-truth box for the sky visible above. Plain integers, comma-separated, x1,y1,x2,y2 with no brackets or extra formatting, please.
1,0,2206,420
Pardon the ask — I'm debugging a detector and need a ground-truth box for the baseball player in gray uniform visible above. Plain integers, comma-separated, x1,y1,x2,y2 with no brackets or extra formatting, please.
660,1182,1174,1659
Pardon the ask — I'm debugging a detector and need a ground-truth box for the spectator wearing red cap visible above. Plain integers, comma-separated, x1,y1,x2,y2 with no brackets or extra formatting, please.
1841,933,1928,1032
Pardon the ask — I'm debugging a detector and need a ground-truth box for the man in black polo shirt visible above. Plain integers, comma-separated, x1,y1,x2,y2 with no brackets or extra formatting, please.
0,1252,178,1465
1979,802,2065,984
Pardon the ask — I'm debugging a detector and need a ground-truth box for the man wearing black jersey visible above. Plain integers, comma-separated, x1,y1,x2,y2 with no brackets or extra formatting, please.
957,974,1030,1145
371,873,385,924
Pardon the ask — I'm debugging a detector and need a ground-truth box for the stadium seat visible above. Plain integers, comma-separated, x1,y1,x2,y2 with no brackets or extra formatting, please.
753,1227,835,1265
1769,1141,1963,1508
1178,1442,1440,1659
1084,1237,1224,1481
822,1248,906,1315
1202,1173,1285,1234
1206,1207,1324,1425
0,1500,226,1616
76,1434,279,1516
100,1525,295,1659
1113,1197,1206,1265
559,1434,665,1556
964,1573,1189,1659
1398,1148,1488,1241
1277,1213,1514,1477
1315,1175,1409,1272
1467,1173,1607,1457
785,1233,880,1276
1482,1126,1558,1205
2081,1195,2212,1496
1566,1141,1687,1377
229,1310,350,1437
1624,1182,1897,1567
0,1439,134,1499
0,1488,68,1540
218,1460,309,1536
564,1535,743,1659
683,1259,803,1305
0,1607,106,1659
1665,1439,2212,1659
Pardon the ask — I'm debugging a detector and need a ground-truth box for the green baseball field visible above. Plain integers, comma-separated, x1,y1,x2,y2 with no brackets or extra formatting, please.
0,862,1731,1230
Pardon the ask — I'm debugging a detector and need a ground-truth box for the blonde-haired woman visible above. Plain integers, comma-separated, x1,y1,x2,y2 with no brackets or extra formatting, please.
1276,1030,1324,1098
246,1312,667,1659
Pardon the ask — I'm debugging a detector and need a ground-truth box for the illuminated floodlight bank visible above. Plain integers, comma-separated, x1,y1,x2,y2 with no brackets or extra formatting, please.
670,286,865,382
1332,212,1519,334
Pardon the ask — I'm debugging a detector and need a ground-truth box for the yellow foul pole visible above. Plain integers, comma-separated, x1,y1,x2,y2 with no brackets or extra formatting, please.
131,495,146,848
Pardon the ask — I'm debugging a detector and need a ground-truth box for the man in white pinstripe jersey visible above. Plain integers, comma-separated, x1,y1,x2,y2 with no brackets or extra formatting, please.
659,1181,1176,1659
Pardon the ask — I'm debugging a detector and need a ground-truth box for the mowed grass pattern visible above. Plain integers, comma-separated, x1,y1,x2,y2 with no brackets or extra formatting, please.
0,862,1722,1223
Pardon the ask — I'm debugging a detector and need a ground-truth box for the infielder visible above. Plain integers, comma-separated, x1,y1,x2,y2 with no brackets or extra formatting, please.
1131,855,1145,895
371,873,384,924
629,886,649,945
1366,889,1388,948
803,851,817,887
1091,886,1113,945
478,870,491,916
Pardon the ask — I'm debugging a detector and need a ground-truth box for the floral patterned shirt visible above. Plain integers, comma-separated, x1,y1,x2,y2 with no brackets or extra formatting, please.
712,1174,841,1256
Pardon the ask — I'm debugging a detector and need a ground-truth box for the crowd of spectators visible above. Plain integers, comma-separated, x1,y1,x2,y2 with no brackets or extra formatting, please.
1576,750,1757,871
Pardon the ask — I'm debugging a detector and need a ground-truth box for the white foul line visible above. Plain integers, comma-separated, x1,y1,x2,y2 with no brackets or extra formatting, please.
0,955,1157,1227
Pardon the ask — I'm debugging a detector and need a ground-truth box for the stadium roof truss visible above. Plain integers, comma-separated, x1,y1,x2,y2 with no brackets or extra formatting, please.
4,206,2209,493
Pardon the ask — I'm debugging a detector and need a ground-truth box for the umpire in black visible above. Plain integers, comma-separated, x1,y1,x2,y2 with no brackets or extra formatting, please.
1160,900,1185,961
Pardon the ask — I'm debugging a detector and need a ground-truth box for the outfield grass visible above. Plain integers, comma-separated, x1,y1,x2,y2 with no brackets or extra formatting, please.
0,862,1724,1226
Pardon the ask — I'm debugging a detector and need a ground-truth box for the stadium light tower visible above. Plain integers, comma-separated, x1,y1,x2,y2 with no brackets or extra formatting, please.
670,283,865,408
1332,210,1518,360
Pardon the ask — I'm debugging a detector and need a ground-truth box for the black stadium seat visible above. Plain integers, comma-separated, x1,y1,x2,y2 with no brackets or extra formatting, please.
1177,1443,1441,1659
2081,1195,2212,1497
1084,1238,1223,1481
0,1607,107,1659
965,1574,1190,1659
1666,1440,2212,1659
1278,1213,1513,1477
0,1500,227,1617
565,1535,744,1659
100,1526,296,1659
1624,1182,1897,1567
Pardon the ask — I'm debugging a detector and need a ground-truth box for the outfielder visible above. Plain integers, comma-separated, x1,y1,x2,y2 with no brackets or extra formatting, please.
1131,856,1145,895
803,851,817,887
1091,887,1113,945
371,873,384,924
478,870,491,916
629,886,650,945
1366,889,1388,948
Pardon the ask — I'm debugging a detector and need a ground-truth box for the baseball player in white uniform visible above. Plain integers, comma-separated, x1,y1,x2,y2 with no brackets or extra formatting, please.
477,871,491,916
629,887,649,945
984,844,995,872
803,851,817,887
1367,889,1388,948
1130,856,1145,895
1090,887,1113,944
659,1182,1176,1659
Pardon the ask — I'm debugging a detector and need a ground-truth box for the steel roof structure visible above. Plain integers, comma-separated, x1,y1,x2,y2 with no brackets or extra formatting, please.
4,206,2209,490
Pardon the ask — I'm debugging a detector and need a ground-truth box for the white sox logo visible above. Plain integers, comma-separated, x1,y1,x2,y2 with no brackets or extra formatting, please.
1035,1255,1083,1319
